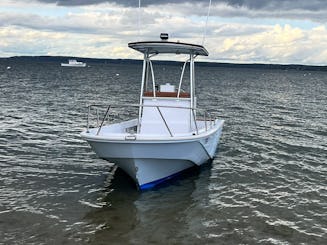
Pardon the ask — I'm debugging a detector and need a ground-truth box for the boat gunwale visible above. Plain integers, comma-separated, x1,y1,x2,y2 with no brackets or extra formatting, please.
81,119,224,143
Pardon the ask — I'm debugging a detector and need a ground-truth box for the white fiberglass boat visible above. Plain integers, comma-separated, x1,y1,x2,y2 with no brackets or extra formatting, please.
81,34,224,190
61,59,86,67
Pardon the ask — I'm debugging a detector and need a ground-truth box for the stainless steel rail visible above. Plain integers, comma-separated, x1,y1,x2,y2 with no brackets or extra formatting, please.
86,103,216,136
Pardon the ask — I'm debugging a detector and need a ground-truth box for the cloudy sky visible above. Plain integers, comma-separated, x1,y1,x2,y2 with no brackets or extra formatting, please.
1,0,327,65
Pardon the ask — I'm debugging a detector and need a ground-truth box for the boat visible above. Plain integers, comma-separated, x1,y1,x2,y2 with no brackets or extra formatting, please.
61,59,86,67
81,33,224,190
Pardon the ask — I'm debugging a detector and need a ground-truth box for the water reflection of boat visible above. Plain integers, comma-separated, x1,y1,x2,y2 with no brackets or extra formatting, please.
81,33,224,190
81,162,213,243
61,59,86,67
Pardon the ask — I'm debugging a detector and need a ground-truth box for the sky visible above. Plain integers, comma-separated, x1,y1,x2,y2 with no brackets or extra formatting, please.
1,0,327,65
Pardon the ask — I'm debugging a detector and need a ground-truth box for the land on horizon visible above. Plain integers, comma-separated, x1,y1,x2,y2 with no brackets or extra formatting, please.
1,56,327,71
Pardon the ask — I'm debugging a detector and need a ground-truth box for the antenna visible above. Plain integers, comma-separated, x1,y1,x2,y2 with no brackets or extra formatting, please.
202,0,212,45
138,0,141,40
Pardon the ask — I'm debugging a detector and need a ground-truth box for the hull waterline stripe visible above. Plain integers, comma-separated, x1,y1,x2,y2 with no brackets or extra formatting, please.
139,166,195,190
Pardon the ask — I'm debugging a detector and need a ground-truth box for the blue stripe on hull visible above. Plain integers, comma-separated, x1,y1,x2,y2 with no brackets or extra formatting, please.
139,166,197,190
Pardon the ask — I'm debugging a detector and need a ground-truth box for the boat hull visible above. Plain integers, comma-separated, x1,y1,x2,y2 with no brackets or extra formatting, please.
61,63,86,67
82,120,223,189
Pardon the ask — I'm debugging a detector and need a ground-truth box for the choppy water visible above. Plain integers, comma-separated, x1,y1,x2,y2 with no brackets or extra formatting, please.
0,60,326,244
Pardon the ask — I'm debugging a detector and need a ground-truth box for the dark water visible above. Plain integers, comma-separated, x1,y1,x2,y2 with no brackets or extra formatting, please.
0,60,326,244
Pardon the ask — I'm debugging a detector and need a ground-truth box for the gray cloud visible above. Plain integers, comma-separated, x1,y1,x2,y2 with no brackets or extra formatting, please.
32,0,327,11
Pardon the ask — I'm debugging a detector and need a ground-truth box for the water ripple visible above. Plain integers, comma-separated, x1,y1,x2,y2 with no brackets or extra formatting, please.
0,62,326,244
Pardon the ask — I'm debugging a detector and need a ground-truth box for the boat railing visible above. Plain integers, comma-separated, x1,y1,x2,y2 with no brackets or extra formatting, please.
86,103,217,136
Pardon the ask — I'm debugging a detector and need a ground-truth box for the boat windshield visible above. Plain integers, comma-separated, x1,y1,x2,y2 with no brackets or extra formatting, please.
141,55,191,97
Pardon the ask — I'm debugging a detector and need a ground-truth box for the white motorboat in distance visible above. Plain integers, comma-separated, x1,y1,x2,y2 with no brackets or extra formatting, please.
81,33,224,190
61,59,86,67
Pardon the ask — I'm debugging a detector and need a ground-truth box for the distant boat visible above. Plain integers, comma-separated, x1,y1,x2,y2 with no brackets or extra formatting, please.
61,59,86,67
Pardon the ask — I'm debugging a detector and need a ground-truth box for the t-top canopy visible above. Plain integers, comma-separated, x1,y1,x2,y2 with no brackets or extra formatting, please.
128,41,209,56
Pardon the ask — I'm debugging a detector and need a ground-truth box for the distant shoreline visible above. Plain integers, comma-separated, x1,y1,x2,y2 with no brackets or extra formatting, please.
1,55,326,71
